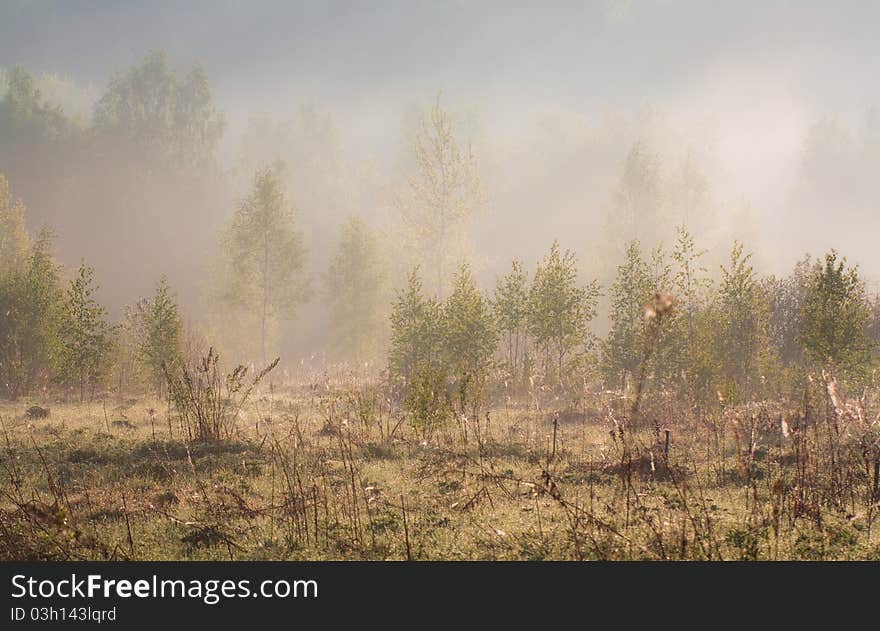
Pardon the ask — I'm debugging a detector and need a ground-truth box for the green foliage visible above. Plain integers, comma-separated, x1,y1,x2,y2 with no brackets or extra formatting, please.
0,179,65,399
132,276,184,394
57,263,114,401
867,294,880,358
716,242,772,402
219,167,308,365
762,255,812,367
0,229,63,399
671,226,710,321
0,66,77,148
93,51,224,171
395,96,484,298
598,234,794,405
442,264,497,379
112,305,147,395
656,227,712,396
391,265,498,429
405,363,452,435
324,216,387,362
493,259,529,381
442,264,498,414
603,241,654,389
388,269,442,388
0,174,31,273
799,250,872,377
527,241,599,383
680,304,726,404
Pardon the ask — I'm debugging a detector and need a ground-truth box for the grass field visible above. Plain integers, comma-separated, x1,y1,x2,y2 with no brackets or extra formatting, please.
3,371,879,561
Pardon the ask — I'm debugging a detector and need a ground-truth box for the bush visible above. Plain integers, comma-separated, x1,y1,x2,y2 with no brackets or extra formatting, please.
405,364,451,435
164,347,278,442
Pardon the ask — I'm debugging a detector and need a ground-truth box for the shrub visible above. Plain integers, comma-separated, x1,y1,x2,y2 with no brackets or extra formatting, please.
164,347,278,442
799,249,872,379
528,241,599,384
405,363,451,435
388,268,442,390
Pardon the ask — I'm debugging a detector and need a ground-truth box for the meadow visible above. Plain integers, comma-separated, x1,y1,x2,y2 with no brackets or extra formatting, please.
3,365,878,561
4,39,880,563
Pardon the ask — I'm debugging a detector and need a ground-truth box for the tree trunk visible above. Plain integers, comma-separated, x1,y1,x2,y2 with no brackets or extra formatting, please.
261,290,267,369
513,330,519,378
436,206,446,300
261,234,269,368
436,246,444,301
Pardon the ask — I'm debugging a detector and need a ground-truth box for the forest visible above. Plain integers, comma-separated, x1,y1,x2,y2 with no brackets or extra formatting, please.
3,3,880,561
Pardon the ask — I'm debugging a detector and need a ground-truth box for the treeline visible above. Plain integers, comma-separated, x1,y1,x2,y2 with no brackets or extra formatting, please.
0,54,735,365
3,52,880,412
0,164,368,400
386,227,880,429
3,160,879,414
0,54,226,312
0,173,184,399
0,54,431,361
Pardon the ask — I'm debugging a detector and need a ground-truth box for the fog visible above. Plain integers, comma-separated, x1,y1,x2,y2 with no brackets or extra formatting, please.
2,0,880,359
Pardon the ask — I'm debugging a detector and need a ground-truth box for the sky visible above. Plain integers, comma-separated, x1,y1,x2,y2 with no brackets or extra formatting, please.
3,2,877,109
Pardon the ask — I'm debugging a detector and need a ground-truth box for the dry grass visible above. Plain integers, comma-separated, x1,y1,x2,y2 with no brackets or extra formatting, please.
1,374,879,560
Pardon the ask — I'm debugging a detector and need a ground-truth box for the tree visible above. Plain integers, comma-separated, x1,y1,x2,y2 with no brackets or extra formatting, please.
799,250,872,377
867,292,880,356
717,242,771,400
673,156,711,231
528,241,599,381
324,216,387,362
762,255,812,367
603,241,654,390
0,66,76,151
113,304,146,395
442,264,497,388
0,174,30,273
0,229,63,399
388,269,442,388
493,259,530,380
80,52,227,312
659,227,711,394
133,276,184,394
58,263,114,402
220,167,308,366
93,51,225,171
404,361,452,435
395,96,484,299
238,106,347,264
0,66,84,210
671,226,710,324
611,141,662,246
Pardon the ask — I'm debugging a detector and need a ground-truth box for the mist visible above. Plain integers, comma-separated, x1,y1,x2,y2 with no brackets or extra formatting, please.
8,1,880,568
2,0,880,359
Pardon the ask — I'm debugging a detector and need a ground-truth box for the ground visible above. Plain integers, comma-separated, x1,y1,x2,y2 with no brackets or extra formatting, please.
2,378,879,560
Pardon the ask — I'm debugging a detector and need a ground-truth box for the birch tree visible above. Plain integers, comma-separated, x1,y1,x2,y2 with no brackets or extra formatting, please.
528,241,600,381
324,216,387,362
493,259,529,380
58,263,114,402
220,167,307,366
395,97,484,299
